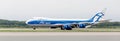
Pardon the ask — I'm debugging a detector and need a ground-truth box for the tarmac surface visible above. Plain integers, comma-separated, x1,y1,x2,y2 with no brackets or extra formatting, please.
0,32,120,41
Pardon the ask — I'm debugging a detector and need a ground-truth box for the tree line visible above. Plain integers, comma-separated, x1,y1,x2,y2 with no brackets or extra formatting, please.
0,19,119,28
0,19,30,28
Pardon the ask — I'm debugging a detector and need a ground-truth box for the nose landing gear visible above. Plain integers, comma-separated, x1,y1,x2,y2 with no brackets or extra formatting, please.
33,27,36,30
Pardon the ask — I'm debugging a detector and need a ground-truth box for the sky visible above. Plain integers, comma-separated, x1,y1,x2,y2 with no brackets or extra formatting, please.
0,0,119,21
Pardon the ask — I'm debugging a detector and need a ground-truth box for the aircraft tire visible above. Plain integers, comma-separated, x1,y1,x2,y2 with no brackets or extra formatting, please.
50,27,57,29
61,27,65,30
33,27,36,30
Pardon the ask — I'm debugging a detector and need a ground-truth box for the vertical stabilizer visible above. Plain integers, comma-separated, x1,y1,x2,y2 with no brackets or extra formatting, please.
90,9,106,23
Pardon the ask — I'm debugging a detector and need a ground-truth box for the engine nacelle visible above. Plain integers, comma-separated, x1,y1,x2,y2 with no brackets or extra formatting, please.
78,24,86,28
63,25,72,30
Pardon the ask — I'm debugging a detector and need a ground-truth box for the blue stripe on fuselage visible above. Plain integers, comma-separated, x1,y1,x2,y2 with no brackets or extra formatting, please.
27,19,91,25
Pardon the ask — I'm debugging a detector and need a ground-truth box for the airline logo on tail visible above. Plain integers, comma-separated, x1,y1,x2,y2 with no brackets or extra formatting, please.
90,12,104,23
90,8,106,23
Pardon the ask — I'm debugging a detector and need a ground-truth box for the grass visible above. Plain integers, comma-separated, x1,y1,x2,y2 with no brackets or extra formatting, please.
0,28,120,32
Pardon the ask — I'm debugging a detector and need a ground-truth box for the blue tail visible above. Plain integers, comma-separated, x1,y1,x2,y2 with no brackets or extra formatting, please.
89,12,104,23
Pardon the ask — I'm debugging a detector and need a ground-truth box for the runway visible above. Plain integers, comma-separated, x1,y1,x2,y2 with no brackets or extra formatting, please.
0,32,120,41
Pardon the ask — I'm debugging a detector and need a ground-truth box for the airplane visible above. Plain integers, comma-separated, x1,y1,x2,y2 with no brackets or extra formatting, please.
25,9,105,30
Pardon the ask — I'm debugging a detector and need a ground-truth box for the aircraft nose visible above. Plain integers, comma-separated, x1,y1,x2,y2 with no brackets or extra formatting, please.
25,20,29,24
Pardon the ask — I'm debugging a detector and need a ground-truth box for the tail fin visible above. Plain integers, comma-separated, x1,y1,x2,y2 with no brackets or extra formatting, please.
90,9,106,23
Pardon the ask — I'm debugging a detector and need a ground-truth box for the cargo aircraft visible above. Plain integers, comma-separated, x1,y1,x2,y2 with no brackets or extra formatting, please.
26,9,106,30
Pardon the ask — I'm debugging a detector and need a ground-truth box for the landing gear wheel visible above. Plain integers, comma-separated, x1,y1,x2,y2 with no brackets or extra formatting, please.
33,27,36,30
50,27,57,29
61,27,65,30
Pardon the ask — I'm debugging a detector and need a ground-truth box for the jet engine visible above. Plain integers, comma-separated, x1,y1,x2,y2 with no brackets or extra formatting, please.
62,25,72,30
78,24,86,28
